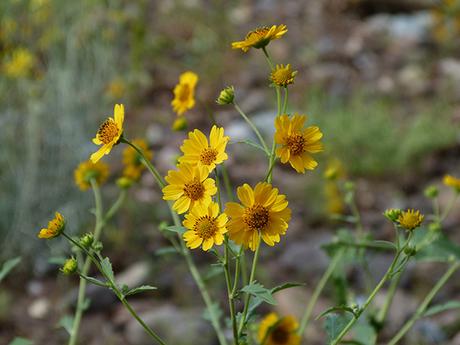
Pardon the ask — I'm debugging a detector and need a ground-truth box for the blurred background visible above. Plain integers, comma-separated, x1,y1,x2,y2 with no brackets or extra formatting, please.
1,0,460,344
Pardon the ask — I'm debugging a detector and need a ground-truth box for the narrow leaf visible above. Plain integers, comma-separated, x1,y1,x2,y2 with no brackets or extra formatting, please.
163,225,186,235
79,274,108,287
124,285,157,297
241,282,276,305
423,301,460,317
0,257,21,283
100,257,115,282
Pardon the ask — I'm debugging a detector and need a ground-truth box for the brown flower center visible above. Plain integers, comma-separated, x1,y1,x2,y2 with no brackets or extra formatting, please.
200,148,218,166
183,179,205,201
97,119,120,144
286,134,305,156
178,84,191,102
271,327,289,344
194,216,217,239
243,204,269,231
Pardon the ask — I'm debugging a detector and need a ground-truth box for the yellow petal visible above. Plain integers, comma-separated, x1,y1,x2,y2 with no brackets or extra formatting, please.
114,104,124,127
237,184,254,207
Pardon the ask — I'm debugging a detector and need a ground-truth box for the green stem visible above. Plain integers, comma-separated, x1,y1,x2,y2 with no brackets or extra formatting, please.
376,270,403,329
330,234,413,345
298,249,344,336
233,102,269,155
124,140,228,345
387,260,460,345
282,87,288,114
238,233,262,336
224,237,239,344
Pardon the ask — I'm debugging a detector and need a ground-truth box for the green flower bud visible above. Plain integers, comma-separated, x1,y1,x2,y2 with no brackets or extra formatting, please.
61,258,78,275
384,208,402,223
93,241,103,252
424,185,438,199
428,222,442,232
216,86,235,105
344,181,355,192
80,233,94,249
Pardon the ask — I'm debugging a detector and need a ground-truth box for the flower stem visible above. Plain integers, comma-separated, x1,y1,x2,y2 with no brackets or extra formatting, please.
224,237,239,344
375,270,403,328
233,102,269,155
282,87,288,114
330,233,413,345
238,233,262,336
298,248,344,336
388,260,460,345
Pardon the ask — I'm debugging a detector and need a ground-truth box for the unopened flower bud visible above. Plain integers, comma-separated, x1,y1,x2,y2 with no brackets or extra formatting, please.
384,208,402,223
80,233,94,249
172,117,187,131
93,241,103,252
61,258,78,275
216,86,235,105
117,176,134,189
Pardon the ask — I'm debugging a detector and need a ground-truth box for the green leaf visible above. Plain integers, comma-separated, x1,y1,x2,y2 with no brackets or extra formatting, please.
8,338,33,345
79,274,108,287
232,139,268,155
0,257,21,283
316,305,357,320
100,257,115,282
123,285,157,297
163,225,186,235
58,315,74,336
415,234,460,262
324,313,353,344
423,301,460,317
241,282,276,305
352,318,377,345
271,282,304,294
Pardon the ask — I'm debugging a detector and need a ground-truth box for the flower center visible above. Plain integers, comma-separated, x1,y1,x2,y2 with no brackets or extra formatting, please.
97,119,120,144
271,327,289,344
286,134,305,156
178,84,191,102
273,68,292,85
194,216,217,239
183,179,205,201
243,204,269,231
200,148,218,166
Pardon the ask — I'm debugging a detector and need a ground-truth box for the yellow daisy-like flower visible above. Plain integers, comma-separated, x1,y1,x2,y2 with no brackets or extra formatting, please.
398,209,424,231
90,104,125,163
183,202,228,251
38,212,65,239
443,174,460,192
179,125,229,172
232,25,288,52
258,313,300,345
162,163,217,214
225,182,291,251
274,114,324,173
271,64,297,87
74,160,110,191
171,71,198,116
122,138,152,181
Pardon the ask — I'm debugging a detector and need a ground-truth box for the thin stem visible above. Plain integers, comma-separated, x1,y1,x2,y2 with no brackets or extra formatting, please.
68,180,105,345
224,236,239,344
376,270,403,326
330,233,413,345
262,47,274,70
238,233,262,336
387,260,460,345
121,138,165,188
282,87,288,114
298,249,345,336
233,102,269,155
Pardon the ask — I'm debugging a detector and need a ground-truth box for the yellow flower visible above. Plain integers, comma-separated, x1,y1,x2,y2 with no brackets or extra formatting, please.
443,174,460,192
232,25,288,52
325,182,344,215
162,163,217,214
38,212,65,239
122,138,152,181
274,114,324,173
183,202,228,251
74,160,109,191
398,209,424,231
258,313,300,345
324,158,345,181
171,71,198,115
179,125,229,172
225,182,291,251
3,48,35,78
271,64,297,87
90,104,125,163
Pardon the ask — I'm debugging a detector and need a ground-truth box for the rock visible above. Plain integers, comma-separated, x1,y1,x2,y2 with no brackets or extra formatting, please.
116,261,150,288
125,305,214,345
